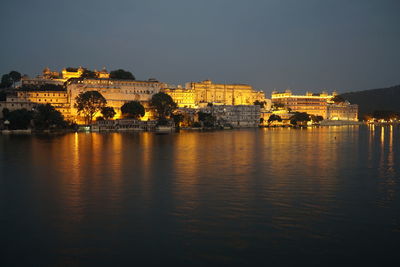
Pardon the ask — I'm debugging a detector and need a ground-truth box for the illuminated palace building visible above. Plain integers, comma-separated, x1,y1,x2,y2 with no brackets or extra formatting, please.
163,80,269,108
271,90,358,121
67,78,165,120
0,67,165,121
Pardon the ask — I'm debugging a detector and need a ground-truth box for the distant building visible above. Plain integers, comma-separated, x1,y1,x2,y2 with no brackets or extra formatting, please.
21,67,112,86
0,95,36,118
327,101,358,121
260,109,294,126
61,67,85,80
95,68,110,79
271,90,334,118
271,90,358,121
185,80,267,106
91,119,158,131
42,67,61,79
162,86,196,108
201,105,261,127
17,91,71,119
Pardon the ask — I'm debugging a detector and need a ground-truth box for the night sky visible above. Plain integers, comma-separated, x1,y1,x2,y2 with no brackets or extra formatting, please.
1,0,399,95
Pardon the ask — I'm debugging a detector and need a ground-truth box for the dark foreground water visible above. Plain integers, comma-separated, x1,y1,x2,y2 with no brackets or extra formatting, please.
1,126,400,266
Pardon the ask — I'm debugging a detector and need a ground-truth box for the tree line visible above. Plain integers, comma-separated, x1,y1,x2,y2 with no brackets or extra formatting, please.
74,91,177,125
2,104,71,130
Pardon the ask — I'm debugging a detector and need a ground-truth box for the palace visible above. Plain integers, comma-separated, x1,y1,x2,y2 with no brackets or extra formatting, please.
162,86,196,108
0,66,360,126
67,78,166,121
271,90,358,121
5,67,166,122
17,90,71,119
21,67,111,86
186,80,267,106
162,80,268,108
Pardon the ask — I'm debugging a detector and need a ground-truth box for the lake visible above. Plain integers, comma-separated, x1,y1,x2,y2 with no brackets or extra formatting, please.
1,126,399,266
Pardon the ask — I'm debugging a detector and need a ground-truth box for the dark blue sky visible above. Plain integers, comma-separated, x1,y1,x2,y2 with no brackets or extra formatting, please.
1,0,399,95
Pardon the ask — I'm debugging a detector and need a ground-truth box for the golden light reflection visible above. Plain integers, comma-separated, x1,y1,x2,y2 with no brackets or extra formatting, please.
110,133,123,187
388,125,393,168
172,132,201,213
139,132,154,202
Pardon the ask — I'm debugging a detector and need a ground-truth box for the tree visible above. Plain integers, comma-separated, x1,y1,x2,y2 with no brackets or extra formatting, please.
7,109,33,130
290,112,310,125
2,108,10,119
0,74,12,88
150,92,177,121
9,71,21,87
311,115,324,123
171,113,184,127
268,114,282,124
272,102,285,110
121,101,145,119
331,95,345,103
254,100,266,108
372,110,400,121
33,104,66,129
0,91,6,101
66,67,78,72
198,111,216,127
81,69,97,78
110,69,135,80
74,91,107,124
101,107,116,120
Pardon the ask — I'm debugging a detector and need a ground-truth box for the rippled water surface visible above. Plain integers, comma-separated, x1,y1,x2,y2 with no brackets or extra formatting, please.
1,126,400,266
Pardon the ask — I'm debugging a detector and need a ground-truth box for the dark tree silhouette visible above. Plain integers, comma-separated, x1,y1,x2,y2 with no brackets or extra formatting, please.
74,91,107,124
121,101,145,119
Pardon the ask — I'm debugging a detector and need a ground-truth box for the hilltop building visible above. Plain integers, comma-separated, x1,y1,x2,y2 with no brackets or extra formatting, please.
162,86,196,108
61,67,85,80
163,80,269,109
21,67,111,86
186,80,267,106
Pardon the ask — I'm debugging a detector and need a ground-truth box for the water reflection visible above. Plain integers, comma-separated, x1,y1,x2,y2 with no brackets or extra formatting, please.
1,126,400,265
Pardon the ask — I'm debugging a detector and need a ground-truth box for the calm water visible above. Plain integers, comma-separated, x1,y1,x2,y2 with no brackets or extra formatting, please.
1,126,400,266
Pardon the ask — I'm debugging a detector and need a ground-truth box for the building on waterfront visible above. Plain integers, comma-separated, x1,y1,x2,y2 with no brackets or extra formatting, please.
0,91,71,119
0,94,36,118
200,105,261,128
91,119,158,131
162,86,196,108
2,72,166,122
184,80,267,106
260,109,294,126
17,91,71,119
271,90,334,118
326,101,358,121
271,90,358,121
2,67,272,125
67,78,166,121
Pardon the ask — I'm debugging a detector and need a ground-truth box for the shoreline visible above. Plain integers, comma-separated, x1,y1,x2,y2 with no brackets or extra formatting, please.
0,123,375,135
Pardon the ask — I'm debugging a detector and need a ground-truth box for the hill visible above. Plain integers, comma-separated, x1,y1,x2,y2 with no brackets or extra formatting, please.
340,85,400,119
